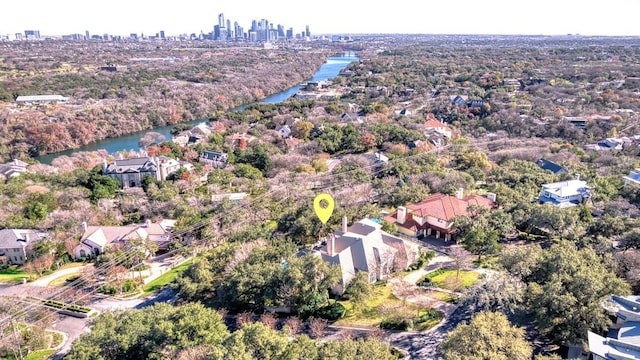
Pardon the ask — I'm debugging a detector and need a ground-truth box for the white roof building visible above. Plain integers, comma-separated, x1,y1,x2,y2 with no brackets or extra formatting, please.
15,95,69,104
589,295,640,360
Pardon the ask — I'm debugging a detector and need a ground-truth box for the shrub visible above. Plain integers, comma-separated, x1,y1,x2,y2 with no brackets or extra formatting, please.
314,302,346,321
380,317,412,330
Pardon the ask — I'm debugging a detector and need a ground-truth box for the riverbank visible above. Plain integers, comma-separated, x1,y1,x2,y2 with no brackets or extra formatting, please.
34,53,358,165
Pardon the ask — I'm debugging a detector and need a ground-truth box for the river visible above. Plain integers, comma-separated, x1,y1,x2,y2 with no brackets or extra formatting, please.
36,52,359,164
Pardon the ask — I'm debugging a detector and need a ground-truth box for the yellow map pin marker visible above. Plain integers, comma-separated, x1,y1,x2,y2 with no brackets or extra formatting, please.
313,193,335,224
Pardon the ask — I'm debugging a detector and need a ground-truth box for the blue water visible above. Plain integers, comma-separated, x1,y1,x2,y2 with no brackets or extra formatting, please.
35,53,359,164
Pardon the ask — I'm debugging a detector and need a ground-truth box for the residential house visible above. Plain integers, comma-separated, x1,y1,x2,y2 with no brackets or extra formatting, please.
73,219,176,258
563,116,588,129
0,159,29,181
278,125,292,138
0,229,49,265
103,156,182,188
538,179,592,207
199,150,228,169
588,295,640,360
226,133,257,150
624,169,640,187
15,95,69,104
315,217,420,294
424,118,453,138
384,190,496,241
584,137,625,151
535,158,568,175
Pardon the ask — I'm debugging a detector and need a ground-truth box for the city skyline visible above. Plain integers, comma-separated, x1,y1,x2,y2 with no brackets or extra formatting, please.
3,0,640,37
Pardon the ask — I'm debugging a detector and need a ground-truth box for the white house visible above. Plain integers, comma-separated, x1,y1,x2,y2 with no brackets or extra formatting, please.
0,159,29,181
588,295,640,360
538,179,592,207
624,169,640,187
315,217,420,294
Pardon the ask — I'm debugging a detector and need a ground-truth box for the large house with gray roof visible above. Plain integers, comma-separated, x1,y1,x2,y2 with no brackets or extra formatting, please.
103,156,183,188
0,229,49,265
74,219,176,259
314,217,420,294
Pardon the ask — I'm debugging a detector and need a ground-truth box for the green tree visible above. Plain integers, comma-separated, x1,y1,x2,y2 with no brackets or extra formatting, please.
344,271,374,311
439,311,532,360
462,227,501,260
291,120,314,139
524,241,631,345
65,303,229,360
233,163,264,180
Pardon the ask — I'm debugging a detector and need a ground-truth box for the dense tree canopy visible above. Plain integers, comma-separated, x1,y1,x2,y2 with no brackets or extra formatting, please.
439,311,532,360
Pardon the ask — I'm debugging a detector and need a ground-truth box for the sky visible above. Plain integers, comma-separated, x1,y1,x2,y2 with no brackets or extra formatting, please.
2,0,640,37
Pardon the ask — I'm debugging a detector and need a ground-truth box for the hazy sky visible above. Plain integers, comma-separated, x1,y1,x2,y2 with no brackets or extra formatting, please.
3,0,640,37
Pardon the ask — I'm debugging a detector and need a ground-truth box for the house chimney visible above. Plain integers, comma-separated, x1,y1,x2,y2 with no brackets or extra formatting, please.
455,188,464,199
327,234,335,256
342,215,348,233
81,221,87,233
397,206,407,224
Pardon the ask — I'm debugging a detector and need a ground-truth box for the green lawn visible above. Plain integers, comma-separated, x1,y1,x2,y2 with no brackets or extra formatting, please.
141,258,193,296
422,269,480,291
334,284,442,331
0,267,30,283
24,349,55,360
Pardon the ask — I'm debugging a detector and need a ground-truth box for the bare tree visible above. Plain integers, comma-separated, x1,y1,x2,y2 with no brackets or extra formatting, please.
236,311,254,329
259,312,277,330
282,316,302,335
308,318,328,339
449,246,473,279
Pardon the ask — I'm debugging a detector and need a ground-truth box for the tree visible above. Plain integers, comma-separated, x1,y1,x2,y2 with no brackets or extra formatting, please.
344,271,374,311
291,120,313,139
462,272,525,315
448,246,472,279
462,227,501,261
524,241,631,345
439,311,533,360
65,303,229,360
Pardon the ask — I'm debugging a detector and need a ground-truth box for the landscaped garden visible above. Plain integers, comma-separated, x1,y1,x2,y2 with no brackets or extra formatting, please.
334,283,443,331
418,268,480,291
0,266,30,283
141,258,193,296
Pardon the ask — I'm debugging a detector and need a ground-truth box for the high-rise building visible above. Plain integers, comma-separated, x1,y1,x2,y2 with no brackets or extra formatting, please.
305,25,310,38
218,13,225,28
160,30,165,39
286,28,293,40
85,30,90,40
277,25,285,38
24,30,40,40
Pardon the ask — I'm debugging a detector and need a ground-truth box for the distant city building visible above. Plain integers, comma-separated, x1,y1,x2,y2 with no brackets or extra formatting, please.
24,30,40,40
305,25,310,38
159,30,165,39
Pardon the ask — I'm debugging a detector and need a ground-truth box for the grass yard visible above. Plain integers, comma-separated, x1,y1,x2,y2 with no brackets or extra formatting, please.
0,267,30,283
141,258,193,296
421,269,480,291
334,284,442,331
24,349,55,360
47,274,80,287
425,290,458,303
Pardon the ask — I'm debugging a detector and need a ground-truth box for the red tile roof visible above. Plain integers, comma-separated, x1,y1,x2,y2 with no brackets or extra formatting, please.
424,119,451,130
405,193,493,222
